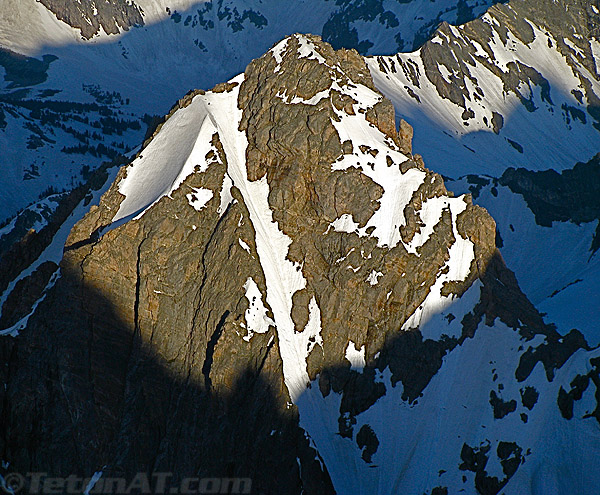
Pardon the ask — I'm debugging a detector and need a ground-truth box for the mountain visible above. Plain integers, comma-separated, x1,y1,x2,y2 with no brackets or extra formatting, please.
1,30,599,495
367,0,600,344
1,0,600,494
0,0,502,224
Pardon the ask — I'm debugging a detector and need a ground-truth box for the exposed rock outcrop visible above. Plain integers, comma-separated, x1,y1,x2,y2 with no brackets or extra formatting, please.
39,0,144,39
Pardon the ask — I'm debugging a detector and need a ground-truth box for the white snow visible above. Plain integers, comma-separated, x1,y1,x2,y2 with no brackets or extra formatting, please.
300,319,600,494
242,277,274,342
330,109,425,248
271,38,290,73
366,270,383,286
563,38,583,58
185,187,213,211
329,214,361,235
113,108,220,222
0,165,120,328
276,88,330,105
217,174,234,216
403,198,474,330
455,181,600,345
3,9,596,491
238,238,251,254
367,19,600,177
297,35,327,64
345,341,366,371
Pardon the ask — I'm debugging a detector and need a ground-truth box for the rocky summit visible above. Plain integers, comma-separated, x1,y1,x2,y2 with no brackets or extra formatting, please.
0,32,599,495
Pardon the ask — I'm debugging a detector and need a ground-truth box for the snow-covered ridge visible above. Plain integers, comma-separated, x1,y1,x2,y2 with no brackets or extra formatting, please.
113,96,221,222
367,10,600,177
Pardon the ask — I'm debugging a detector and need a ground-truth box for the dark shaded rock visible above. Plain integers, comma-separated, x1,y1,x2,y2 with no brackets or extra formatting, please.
557,360,600,421
0,261,57,330
500,153,600,251
516,328,589,382
459,440,522,495
0,48,58,88
489,390,517,419
520,386,539,410
491,112,504,134
356,424,379,463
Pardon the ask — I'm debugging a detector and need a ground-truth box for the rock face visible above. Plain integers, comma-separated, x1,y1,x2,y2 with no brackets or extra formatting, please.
1,34,599,495
39,0,144,39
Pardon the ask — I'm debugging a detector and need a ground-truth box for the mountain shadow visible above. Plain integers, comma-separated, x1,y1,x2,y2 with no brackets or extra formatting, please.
0,260,335,495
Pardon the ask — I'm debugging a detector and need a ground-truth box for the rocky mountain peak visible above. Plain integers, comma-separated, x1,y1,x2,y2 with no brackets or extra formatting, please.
1,32,599,495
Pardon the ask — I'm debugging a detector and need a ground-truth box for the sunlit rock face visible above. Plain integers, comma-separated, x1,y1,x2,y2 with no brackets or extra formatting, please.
37,0,144,39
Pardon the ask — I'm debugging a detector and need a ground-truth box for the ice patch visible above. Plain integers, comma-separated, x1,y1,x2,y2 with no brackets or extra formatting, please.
242,277,274,342
186,187,213,211
366,270,383,286
345,341,366,371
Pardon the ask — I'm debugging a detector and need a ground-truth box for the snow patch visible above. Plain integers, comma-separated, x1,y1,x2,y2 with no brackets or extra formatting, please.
186,187,213,211
198,77,323,401
242,277,274,342
0,269,61,338
329,214,361,235
366,270,383,286
271,37,289,73
218,174,234,215
296,35,326,64
345,341,366,371
331,106,425,249
238,238,251,254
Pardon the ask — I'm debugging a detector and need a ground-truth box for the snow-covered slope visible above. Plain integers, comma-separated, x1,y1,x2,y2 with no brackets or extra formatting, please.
367,0,600,347
368,3,600,177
